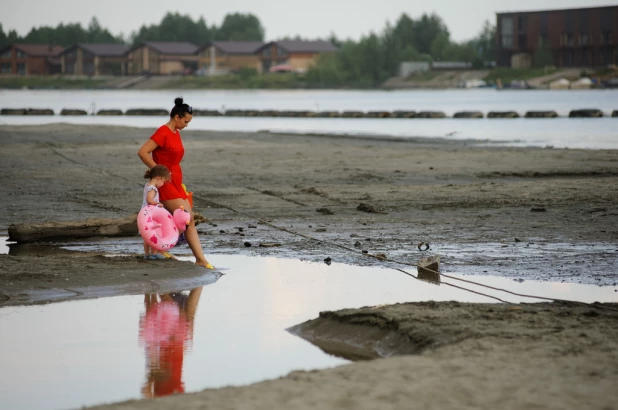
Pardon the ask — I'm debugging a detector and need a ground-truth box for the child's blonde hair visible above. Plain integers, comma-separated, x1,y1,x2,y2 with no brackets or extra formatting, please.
144,164,170,180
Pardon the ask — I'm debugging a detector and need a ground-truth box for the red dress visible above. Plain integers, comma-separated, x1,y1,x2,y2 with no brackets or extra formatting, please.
150,125,188,201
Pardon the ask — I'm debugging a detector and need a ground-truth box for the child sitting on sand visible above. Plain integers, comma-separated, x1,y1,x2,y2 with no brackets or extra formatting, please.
142,165,171,259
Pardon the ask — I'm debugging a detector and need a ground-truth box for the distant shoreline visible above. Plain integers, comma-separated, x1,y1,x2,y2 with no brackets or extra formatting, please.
1,67,613,91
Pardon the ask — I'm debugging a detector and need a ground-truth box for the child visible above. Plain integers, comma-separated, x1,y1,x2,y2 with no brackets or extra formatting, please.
142,165,171,259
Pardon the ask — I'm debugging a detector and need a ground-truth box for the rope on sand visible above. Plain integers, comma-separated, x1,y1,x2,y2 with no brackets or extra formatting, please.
193,192,617,310
39,139,613,307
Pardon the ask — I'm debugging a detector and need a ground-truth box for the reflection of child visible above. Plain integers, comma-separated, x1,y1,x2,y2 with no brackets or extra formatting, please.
141,165,171,259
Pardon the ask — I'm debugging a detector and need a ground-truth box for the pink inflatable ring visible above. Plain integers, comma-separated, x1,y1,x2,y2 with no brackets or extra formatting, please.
137,206,191,251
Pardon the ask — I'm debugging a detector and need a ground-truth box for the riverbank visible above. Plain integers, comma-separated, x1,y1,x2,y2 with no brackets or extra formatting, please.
1,124,617,409
1,67,614,90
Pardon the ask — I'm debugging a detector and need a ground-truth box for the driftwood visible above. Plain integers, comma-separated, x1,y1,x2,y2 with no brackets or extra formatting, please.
8,215,139,243
8,212,207,243
417,255,441,285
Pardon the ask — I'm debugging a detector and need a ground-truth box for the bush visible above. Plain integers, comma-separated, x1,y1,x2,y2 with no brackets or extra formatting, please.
237,67,258,80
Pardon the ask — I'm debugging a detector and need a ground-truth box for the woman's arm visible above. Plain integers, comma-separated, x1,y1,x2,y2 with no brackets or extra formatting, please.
137,139,159,168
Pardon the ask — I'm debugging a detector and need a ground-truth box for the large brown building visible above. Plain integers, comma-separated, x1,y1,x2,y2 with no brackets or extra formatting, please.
496,5,618,68
60,44,129,76
0,44,64,75
196,41,263,74
255,40,337,73
125,42,199,75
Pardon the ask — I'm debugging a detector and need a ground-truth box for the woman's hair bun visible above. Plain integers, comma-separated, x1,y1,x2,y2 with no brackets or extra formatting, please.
174,97,184,106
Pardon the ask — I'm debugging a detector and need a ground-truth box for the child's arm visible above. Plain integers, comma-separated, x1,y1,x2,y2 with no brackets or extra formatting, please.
146,189,161,206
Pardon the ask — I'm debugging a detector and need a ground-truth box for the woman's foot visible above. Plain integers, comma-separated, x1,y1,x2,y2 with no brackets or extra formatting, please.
196,260,215,269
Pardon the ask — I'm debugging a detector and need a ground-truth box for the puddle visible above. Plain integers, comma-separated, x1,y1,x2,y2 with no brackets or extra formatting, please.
0,236,11,254
1,238,617,410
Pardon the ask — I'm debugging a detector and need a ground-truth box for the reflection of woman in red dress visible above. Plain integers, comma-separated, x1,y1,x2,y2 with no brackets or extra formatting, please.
137,97,214,269
139,287,203,398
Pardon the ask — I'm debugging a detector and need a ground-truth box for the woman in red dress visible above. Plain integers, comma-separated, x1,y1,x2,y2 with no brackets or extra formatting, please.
138,97,214,269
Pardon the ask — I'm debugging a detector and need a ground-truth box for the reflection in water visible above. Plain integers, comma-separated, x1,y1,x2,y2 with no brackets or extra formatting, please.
417,269,441,285
139,287,203,399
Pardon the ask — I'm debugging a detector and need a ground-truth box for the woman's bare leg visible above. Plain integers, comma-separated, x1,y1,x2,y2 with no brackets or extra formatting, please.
161,198,213,268
184,287,203,322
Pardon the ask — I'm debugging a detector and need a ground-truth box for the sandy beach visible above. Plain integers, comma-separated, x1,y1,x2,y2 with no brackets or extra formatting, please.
1,124,617,409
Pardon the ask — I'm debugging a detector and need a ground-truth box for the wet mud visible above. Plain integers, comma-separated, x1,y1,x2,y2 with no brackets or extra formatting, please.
0,250,221,306
1,124,617,305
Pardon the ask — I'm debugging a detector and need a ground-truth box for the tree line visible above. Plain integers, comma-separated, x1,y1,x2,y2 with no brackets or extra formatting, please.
0,12,496,87
0,12,266,48
306,14,496,87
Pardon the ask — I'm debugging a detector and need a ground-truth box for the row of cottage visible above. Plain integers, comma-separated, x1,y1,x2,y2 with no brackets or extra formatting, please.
0,40,338,76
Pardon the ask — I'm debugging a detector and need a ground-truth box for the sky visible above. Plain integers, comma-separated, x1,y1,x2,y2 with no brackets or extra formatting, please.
0,0,612,42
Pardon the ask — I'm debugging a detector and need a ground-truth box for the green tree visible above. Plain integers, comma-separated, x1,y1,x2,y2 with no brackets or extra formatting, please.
380,22,403,78
0,24,6,47
16,18,122,47
23,23,87,46
131,12,212,45
429,31,451,60
413,13,449,54
86,17,120,43
304,52,347,87
469,20,496,63
393,14,416,50
214,13,265,41
306,11,497,88
6,29,19,45
327,32,342,48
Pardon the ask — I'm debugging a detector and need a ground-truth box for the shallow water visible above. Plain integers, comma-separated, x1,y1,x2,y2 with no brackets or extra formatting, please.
2,89,617,114
1,248,617,410
22,235,618,286
1,89,617,149
392,241,618,286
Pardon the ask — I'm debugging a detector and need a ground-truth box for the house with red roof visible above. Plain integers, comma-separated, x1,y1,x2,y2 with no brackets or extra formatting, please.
0,44,64,75
59,44,129,76
255,40,337,73
125,42,199,75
